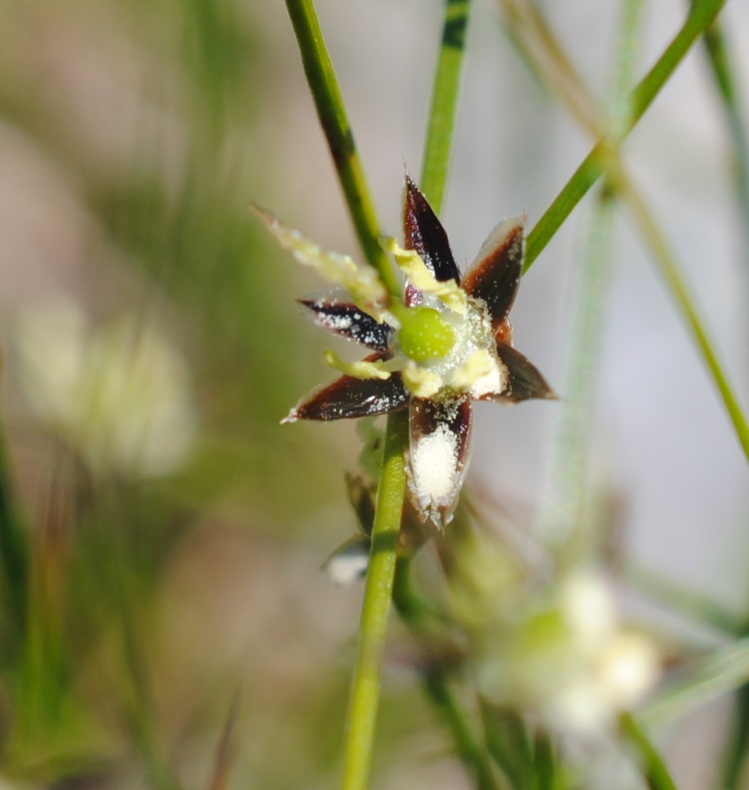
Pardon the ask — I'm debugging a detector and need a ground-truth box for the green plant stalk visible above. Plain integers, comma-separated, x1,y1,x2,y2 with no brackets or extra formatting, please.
524,0,727,271
341,410,408,790
617,171,749,463
392,556,498,790
628,563,745,636
499,0,599,135
423,672,498,790
620,713,677,790
0,428,28,661
700,17,749,265
420,0,472,212
505,0,749,465
693,14,749,787
284,0,399,295
643,637,749,728
538,189,616,547
722,682,749,790
282,3,407,785
413,1,502,784
539,0,643,547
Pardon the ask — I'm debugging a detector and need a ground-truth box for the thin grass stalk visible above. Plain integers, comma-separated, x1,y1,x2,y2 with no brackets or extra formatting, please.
284,0,399,295
423,671,499,790
392,556,499,789
691,13,749,786
643,638,749,728
537,190,616,547
524,0,727,271
498,0,599,136
620,713,678,790
616,172,749,463
341,411,408,790
0,429,28,661
410,1,503,786
628,563,745,636
503,0,749,465
699,17,749,279
420,0,472,212
280,3,409,785
538,0,643,546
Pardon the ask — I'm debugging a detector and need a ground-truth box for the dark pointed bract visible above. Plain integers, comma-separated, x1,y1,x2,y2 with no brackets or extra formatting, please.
299,296,392,351
403,175,461,286
285,364,409,422
408,396,472,529
489,343,557,404
461,217,524,332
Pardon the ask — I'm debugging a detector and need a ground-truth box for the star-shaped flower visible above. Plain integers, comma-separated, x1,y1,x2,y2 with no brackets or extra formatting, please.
255,176,555,528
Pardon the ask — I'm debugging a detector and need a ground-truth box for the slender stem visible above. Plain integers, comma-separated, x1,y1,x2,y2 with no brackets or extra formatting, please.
538,0,643,547
693,13,749,786
342,411,408,790
643,637,749,727
499,0,599,136
722,683,749,790
524,0,727,272
505,0,749,464
392,556,498,790
617,172,749,463
537,189,617,547
284,0,399,295
420,0,472,212
628,563,745,636
620,713,678,790
700,17,749,253
416,3,500,786
282,4,409,783
0,428,28,661
424,672,498,790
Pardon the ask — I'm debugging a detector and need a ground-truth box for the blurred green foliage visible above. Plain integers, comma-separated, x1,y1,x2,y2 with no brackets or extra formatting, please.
0,0,369,786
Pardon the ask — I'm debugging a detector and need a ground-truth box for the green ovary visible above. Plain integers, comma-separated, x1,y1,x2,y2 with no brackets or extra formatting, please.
398,307,456,362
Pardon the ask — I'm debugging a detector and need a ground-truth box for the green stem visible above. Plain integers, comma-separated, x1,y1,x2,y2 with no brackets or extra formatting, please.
538,0,643,549
284,0,399,295
424,673,498,790
694,14,749,786
392,556,498,789
420,0,473,212
620,713,678,790
643,638,749,727
505,0,749,464
617,173,749,463
524,0,727,272
0,428,28,662
342,411,408,790
721,682,749,790
286,1,474,785
628,563,745,636
700,18,749,265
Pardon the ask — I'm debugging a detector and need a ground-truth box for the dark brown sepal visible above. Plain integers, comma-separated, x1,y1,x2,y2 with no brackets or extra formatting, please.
486,342,557,404
403,175,461,286
298,295,392,351
461,216,525,331
407,396,472,530
283,370,409,422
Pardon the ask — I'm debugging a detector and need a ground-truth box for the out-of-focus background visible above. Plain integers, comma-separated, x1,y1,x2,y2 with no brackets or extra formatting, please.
0,0,747,787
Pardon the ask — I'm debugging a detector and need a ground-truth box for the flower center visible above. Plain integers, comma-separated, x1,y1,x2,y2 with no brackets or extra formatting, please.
397,306,456,362
392,294,507,400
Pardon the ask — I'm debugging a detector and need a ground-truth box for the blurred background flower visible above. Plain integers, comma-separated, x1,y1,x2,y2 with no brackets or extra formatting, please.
15,300,198,477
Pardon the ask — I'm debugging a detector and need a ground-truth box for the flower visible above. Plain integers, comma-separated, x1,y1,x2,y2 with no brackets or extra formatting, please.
14,298,198,477
467,566,660,735
255,176,555,528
